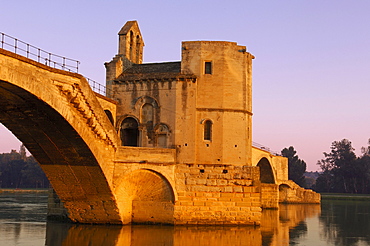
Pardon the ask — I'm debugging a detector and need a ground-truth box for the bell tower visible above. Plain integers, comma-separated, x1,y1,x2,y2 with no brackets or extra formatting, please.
105,21,144,83
118,20,144,64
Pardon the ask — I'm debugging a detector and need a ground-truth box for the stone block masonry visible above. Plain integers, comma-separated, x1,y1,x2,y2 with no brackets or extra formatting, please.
174,164,262,225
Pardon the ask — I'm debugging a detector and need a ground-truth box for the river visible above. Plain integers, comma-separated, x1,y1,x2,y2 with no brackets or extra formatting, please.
0,192,369,246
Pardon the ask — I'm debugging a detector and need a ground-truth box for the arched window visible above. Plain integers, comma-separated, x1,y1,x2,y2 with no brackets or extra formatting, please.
120,117,139,147
204,120,212,141
136,35,141,63
141,103,154,125
141,103,155,145
156,124,170,148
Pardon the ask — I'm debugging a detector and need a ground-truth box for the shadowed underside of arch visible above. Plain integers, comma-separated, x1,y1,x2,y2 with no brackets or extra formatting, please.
115,169,175,224
0,80,121,223
257,157,275,184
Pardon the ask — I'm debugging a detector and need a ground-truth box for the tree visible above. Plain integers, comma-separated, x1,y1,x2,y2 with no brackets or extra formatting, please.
357,139,370,193
281,146,307,187
1,159,25,188
316,139,362,193
0,147,49,188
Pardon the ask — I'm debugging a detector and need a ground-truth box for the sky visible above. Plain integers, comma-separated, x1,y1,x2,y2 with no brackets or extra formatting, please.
1,0,370,171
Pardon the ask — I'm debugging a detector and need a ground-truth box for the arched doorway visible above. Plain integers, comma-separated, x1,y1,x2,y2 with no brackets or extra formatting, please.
115,169,175,224
120,117,139,146
257,158,275,184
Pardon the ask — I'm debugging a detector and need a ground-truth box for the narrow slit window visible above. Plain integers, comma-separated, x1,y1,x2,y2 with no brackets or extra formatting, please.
205,62,212,74
204,120,212,141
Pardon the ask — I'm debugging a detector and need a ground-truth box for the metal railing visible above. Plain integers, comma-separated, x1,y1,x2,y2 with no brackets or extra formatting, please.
1,32,80,73
86,78,112,98
0,32,114,97
252,141,281,156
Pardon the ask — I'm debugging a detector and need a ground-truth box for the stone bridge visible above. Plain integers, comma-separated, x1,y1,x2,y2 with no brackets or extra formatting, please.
0,48,123,223
0,47,319,225
252,147,320,208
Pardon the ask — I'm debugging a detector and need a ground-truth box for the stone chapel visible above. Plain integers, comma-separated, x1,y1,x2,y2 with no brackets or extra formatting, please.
101,20,320,225
105,20,255,166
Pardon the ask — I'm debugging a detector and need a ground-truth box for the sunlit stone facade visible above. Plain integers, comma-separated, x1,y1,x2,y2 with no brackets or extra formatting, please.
102,21,320,225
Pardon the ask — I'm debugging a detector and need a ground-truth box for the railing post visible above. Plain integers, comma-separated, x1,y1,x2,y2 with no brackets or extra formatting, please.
26,44,30,59
48,53,51,67
37,48,41,63
14,38,17,53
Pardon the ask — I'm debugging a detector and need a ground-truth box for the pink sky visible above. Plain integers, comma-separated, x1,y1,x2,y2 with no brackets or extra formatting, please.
1,1,370,171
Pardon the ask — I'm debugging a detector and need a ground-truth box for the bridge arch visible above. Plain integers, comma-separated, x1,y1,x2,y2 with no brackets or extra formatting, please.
256,157,276,184
0,49,121,223
114,168,175,224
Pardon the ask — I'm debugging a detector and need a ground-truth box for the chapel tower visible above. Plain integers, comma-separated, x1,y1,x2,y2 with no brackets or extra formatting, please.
105,21,144,83
118,21,144,64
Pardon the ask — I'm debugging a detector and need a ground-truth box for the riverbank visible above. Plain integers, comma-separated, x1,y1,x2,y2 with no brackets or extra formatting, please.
0,188,49,193
321,193,370,201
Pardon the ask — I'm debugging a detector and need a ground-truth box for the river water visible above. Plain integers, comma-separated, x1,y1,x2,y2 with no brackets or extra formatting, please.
0,192,369,246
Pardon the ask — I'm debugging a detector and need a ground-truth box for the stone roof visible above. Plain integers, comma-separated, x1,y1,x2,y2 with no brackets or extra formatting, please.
118,20,139,35
124,62,181,74
116,62,195,81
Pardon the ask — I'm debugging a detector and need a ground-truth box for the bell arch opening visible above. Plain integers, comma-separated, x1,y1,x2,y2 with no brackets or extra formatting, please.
257,157,275,184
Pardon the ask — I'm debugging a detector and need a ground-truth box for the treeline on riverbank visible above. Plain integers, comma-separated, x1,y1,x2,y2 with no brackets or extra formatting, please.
320,193,370,201
0,145,49,188
314,139,370,194
285,139,370,194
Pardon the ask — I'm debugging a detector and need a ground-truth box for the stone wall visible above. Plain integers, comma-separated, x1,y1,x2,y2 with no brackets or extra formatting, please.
279,180,321,204
173,164,262,225
260,184,279,209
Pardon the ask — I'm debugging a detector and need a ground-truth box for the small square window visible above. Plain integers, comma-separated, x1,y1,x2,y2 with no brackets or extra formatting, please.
205,62,212,74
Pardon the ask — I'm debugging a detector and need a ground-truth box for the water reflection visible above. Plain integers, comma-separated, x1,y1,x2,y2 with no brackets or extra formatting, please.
0,192,47,246
261,204,321,246
319,200,370,246
46,204,321,246
4,192,370,245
